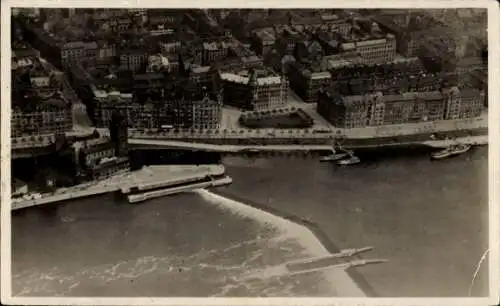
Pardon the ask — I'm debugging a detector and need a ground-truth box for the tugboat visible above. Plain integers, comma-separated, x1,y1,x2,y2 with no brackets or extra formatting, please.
320,142,352,162
336,146,361,165
337,154,361,166
431,143,472,160
320,151,350,162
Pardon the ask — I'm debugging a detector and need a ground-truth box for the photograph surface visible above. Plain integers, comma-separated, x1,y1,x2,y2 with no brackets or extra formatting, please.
5,5,493,301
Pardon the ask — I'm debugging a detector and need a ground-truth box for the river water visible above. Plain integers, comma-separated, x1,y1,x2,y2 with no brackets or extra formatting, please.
11,147,489,297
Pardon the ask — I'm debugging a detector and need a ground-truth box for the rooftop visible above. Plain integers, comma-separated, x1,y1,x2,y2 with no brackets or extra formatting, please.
203,41,229,51
254,28,276,42
219,71,282,86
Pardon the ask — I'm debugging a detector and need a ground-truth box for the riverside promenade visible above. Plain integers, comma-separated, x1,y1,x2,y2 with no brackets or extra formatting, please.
126,113,487,152
11,165,227,211
128,134,488,153
129,112,487,140
423,135,488,148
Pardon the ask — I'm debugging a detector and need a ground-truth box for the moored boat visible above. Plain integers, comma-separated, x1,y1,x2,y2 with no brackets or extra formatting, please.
320,142,353,162
320,152,349,162
431,144,471,160
431,147,453,160
337,155,360,166
450,144,472,155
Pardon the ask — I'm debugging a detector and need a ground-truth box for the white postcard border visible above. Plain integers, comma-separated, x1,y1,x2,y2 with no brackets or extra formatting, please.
1,0,499,305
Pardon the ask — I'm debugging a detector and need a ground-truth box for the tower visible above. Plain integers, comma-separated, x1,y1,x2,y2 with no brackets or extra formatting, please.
247,69,259,109
109,110,129,157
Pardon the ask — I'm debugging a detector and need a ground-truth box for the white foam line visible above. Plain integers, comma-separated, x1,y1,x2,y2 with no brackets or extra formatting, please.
195,189,367,297
196,189,325,255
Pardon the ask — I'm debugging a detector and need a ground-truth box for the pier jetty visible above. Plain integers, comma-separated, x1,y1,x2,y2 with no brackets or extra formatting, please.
11,165,230,211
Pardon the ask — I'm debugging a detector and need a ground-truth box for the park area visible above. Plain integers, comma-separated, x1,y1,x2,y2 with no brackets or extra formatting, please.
238,107,314,129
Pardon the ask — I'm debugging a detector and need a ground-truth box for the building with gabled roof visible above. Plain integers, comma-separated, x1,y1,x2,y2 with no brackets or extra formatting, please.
218,68,288,111
317,85,484,128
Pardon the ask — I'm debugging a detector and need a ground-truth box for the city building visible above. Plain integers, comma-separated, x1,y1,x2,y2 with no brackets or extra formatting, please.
275,26,303,55
11,97,73,137
96,41,118,59
316,86,483,128
264,49,296,74
320,17,353,36
315,31,343,55
160,81,223,130
378,9,412,26
326,56,433,96
119,48,148,72
201,41,229,66
372,15,422,57
288,61,331,103
251,27,276,56
21,20,101,69
11,52,72,138
88,67,222,130
60,41,98,68
218,68,288,111
78,113,130,181
133,72,165,102
166,54,180,74
158,35,182,54
419,35,458,73
11,41,39,70
79,141,116,168
92,91,135,128
227,43,264,69
341,34,396,64
190,89,223,130
189,65,217,93
456,88,485,119
293,39,324,63
146,53,170,73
